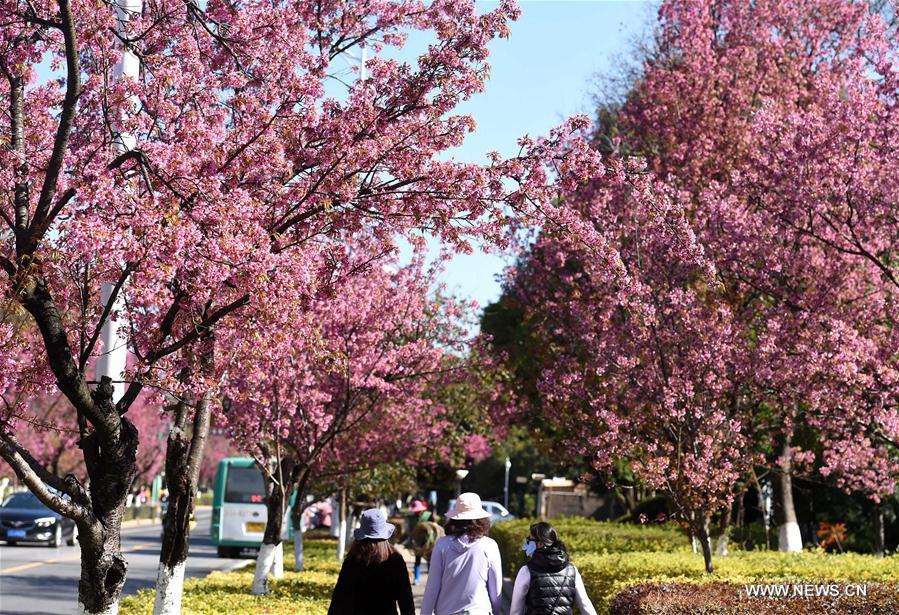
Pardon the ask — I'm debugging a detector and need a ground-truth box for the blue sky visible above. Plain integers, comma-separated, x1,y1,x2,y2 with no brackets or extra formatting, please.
418,0,656,310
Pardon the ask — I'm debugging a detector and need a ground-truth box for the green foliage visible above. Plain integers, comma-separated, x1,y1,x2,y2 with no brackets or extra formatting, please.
491,517,690,576
611,582,899,614
119,537,340,615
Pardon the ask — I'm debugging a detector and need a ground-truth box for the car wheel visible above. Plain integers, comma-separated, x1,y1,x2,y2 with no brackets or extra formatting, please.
50,524,63,548
6,541,16,546
67,524,78,546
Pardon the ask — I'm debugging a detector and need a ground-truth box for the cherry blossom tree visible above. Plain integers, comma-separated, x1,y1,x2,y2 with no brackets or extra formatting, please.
222,255,472,593
1,0,610,611
613,0,899,551
495,167,753,573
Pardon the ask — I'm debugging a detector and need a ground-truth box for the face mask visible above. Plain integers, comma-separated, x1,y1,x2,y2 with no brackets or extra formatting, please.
522,539,537,558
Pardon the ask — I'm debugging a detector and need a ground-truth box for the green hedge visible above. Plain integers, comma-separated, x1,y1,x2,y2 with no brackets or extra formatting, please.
578,549,899,613
120,537,340,615
492,518,899,614
491,517,690,576
611,581,899,614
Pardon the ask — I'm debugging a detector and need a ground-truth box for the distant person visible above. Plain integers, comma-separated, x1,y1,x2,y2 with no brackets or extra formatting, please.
410,506,444,585
328,508,414,615
420,492,503,615
509,521,597,615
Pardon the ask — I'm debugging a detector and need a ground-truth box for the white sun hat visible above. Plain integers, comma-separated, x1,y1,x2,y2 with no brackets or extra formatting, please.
446,492,491,520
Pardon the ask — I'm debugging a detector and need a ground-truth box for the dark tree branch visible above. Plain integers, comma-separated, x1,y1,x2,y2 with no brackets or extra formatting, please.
79,263,135,371
145,294,249,363
0,434,90,522
30,0,81,241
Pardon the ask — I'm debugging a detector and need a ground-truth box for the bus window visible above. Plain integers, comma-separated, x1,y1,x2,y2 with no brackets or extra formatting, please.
224,466,266,504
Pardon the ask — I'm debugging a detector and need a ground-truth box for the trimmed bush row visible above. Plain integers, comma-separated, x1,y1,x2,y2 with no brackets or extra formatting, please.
577,550,899,614
611,582,899,614
494,518,899,614
119,537,339,615
491,517,690,576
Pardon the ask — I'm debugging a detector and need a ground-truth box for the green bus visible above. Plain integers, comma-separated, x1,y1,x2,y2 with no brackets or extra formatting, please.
210,458,294,557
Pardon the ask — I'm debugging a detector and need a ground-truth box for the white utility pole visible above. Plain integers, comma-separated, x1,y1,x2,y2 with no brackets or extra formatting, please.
503,457,511,510
97,0,142,404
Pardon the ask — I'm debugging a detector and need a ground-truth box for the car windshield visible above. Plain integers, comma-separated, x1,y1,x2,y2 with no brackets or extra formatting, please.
1,492,47,510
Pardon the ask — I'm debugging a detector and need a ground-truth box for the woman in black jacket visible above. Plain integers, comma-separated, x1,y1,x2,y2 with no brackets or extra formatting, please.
328,508,414,615
509,521,597,615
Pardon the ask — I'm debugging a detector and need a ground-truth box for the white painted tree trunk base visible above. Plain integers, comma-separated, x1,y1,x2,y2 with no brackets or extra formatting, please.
272,542,284,578
715,534,729,556
252,543,278,595
152,561,186,615
78,601,119,615
778,521,803,552
294,535,305,572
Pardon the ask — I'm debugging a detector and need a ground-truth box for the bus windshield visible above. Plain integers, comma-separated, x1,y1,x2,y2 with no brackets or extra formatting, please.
224,466,266,504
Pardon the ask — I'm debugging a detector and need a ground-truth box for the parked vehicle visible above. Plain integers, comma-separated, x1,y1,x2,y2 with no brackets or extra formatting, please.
210,458,293,557
445,499,515,526
0,491,77,547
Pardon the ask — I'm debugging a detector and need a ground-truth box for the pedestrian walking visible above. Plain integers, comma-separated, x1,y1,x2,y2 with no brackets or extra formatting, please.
509,521,597,615
420,492,503,615
410,506,444,585
328,508,414,615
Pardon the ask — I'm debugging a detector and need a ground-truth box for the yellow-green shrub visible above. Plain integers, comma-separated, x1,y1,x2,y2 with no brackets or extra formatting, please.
576,550,899,614
120,536,341,615
491,517,690,576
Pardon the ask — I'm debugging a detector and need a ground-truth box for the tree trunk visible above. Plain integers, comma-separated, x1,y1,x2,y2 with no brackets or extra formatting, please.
773,437,802,552
694,512,713,574
153,391,212,615
252,451,296,595
336,488,348,561
289,467,312,572
74,379,140,615
715,501,732,556
291,498,305,572
10,271,141,615
873,504,885,558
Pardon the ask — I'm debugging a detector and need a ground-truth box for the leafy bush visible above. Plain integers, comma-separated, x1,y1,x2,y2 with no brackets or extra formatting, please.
491,517,690,576
610,582,899,614
578,550,899,614
120,536,340,615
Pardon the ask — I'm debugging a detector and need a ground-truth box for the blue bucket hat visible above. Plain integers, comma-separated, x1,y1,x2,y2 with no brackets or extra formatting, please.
354,508,396,541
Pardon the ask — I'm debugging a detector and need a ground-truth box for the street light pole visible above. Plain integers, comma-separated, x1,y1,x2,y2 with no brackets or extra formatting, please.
503,457,511,510
98,0,143,404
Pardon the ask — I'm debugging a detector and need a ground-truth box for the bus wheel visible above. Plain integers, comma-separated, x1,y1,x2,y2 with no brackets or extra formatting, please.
217,546,235,558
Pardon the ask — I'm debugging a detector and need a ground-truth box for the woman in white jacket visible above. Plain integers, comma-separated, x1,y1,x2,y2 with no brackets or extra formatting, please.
420,493,504,615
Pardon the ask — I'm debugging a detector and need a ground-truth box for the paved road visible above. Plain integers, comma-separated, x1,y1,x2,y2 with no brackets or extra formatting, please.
0,508,254,615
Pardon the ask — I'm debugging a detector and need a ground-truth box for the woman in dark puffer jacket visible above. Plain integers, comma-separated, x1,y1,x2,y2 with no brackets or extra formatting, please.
509,521,597,615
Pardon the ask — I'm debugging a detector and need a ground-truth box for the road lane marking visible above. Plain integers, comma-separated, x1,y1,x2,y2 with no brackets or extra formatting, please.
0,542,155,575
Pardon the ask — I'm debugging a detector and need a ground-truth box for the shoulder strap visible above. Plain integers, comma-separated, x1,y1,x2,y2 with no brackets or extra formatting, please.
548,565,573,613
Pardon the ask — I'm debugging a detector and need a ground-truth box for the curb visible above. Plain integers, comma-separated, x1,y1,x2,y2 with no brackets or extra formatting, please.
225,559,256,572
121,517,160,528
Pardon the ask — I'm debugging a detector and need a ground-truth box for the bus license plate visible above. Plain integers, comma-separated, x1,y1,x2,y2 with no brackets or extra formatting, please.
246,522,265,533
7,529,27,538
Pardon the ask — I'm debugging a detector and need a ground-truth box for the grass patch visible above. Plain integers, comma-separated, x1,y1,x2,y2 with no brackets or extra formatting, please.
120,535,341,615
